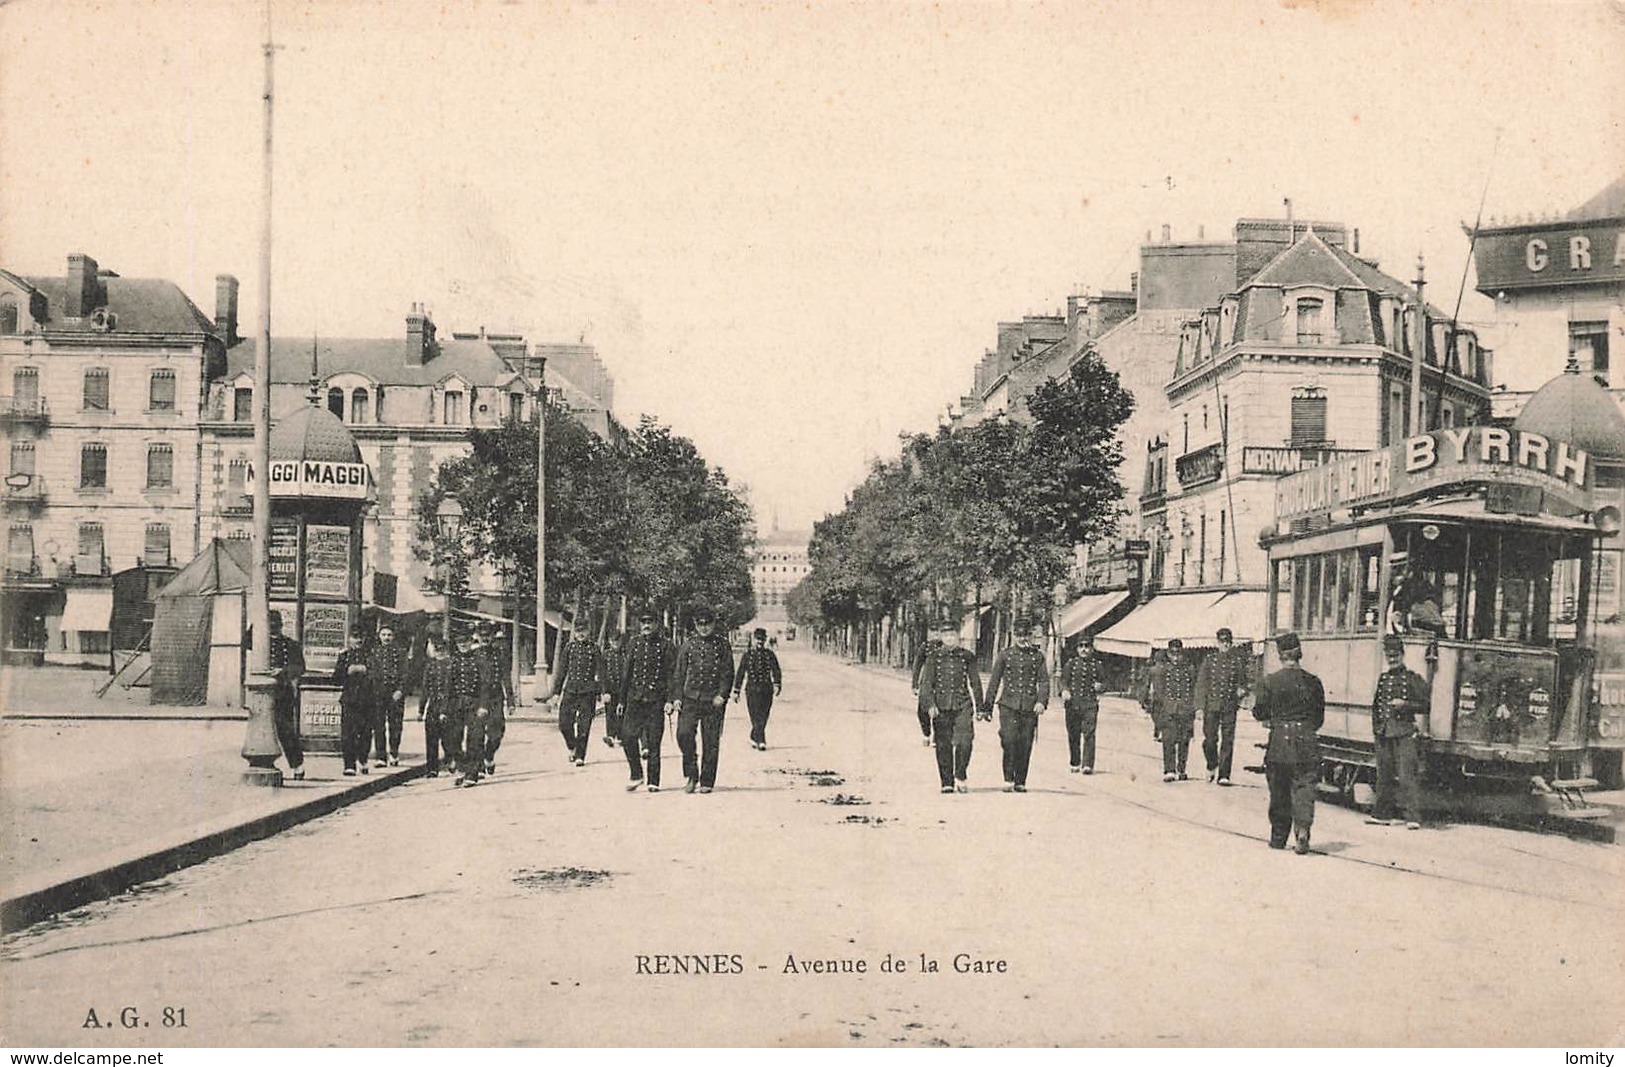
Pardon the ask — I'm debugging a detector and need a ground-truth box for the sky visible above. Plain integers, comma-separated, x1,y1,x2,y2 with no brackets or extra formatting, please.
3,0,1623,533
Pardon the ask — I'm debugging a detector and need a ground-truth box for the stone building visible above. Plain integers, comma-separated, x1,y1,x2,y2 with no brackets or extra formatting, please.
747,528,811,640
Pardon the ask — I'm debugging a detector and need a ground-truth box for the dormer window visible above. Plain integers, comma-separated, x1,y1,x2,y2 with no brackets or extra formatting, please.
234,386,252,422
1296,298,1324,345
351,388,370,424
0,293,17,335
327,388,345,420
444,389,464,425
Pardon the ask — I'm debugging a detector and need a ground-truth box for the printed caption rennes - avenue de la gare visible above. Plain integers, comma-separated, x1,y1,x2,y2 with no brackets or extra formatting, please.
635,952,1010,976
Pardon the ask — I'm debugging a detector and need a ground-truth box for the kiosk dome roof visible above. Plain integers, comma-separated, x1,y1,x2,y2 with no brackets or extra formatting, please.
1514,363,1625,460
269,404,363,465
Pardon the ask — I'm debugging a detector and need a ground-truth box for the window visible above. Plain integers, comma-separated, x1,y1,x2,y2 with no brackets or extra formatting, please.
1285,546,1382,635
234,388,252,422
13,366,38,401
327,388,344,420
1202,404,1209,431
1182,414,1189,452
1296,298,1324,344
144,524,171,567
444,390,464,425
1440,403,1455,429
1197,514,1207,585
509,393,524,421
7,523,34,574
1571,321,1610,381
1289,390,1328,447
1387,384,1407,444
10,440,34,476
149,369,176,411
351,388,370,424
80,443,108,488
146,444,174,489
77,523,104,573
227,457,248,494
0,293,17,335
83,368,110,411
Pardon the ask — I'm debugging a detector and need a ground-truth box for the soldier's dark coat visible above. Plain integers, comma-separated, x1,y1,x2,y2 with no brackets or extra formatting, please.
983,644,1050,713
733,645,782,693
1372,664,1428,739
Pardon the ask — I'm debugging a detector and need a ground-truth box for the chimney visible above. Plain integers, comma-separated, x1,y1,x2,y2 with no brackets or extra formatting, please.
405,302,437,366
1161,223,1171,243
1129,271,1139,294
1284,198,1295,243
1353,228,1360,255
214,274,240,346
66,253,101,318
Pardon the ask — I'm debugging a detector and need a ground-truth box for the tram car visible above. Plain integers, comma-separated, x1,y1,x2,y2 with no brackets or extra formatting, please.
1261,424,1614,814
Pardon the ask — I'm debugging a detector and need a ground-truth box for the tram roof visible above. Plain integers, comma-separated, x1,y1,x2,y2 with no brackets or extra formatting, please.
1351,495,1595,534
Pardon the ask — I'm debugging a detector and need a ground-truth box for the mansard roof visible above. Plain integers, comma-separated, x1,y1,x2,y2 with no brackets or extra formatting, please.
223,336,526,390
1245,228,1366,289
21,274,215,336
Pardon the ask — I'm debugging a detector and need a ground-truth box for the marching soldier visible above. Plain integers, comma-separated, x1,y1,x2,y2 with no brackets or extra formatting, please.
602,630,628,748
910,635,944,746
264,610,307,781
671,607,735,793
1252,631,1325,853
475,624,512,776
416,637,450,777
1196,627,1249,786
733,627,783,750
333,625,372,777
983,618,1050,792
449,628,499,788
1368,634,1427,830
1141,648,1168,743
367,621,411,767
620,610,675,791
918,624,984,794
1157,639,1198,781
551,624,607,766
1060,632,1105,774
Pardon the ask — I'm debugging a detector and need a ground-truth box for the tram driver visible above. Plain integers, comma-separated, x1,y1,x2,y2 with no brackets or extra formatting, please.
1386,554,1447,637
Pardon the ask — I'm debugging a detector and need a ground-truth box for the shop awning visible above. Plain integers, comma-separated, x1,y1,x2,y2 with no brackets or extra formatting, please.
1094,590,1269,658
1056,589,1134,638
60,588,113,632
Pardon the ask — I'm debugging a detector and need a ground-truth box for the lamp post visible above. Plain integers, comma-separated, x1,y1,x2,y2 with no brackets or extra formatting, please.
436,494,462,643
533,358,548,694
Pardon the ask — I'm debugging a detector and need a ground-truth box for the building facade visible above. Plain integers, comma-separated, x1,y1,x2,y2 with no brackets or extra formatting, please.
747,528,811,639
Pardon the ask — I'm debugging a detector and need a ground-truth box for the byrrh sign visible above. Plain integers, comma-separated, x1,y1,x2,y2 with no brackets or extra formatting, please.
244,460,372,501
1274,427,1591,522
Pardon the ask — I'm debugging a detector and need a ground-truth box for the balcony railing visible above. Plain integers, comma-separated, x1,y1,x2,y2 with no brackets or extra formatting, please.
2,473,46,506
0,395,49,423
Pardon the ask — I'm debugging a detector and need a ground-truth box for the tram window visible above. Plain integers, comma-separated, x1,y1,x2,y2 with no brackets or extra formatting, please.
1274,559,1294,634
1358,546,1382,629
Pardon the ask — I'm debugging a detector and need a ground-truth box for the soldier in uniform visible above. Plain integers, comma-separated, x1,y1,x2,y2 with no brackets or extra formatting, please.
1252,631,1325,853
1141,648,1168,743
333,625,372,777
1196,627,1248,786
1060,632,1105,774
1156,639,1198,781
984,618,1050,792
367,621,411,768
601,630,628,748
416,637,450,777
671,607,735,793
620,610,675,791
1368,634,1427,829
551,624,607,766
733,627,783,750
449,628,499,788
910,635,944,746
264,610,307,781
918,624,984,794
475,624,513,776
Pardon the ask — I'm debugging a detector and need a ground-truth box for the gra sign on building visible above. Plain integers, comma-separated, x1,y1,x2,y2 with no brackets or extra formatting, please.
244,460,372,501
1472,220,1625,292
1275,427,1591,522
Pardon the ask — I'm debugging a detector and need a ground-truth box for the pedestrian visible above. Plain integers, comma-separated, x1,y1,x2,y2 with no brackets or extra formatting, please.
1060,632,1105,774
1368,634,1427,830
552,623,607,766
1252,631,1325,853
733,627,783,750
602,630,627,748
333,624,372,777
263,610,307,781
368,620,410,768
475,624,512,776
910,635,944,746
983,617,1050,793
671,607,735,794
1196,627,1248,786
619,609,675,791
449,628,500,788
1156,639,1198,781
918,623,984,794
417,637,450,777
1142,648,1168,743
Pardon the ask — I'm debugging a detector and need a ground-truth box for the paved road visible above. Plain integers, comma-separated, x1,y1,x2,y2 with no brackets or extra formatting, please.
3,647,1622,1047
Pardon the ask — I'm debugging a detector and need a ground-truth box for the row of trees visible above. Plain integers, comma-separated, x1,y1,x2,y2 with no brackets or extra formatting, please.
787,352,1134,664
415,407,756,656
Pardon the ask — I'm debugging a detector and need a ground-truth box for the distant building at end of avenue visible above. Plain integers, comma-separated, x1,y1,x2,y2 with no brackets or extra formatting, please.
747,528,811,639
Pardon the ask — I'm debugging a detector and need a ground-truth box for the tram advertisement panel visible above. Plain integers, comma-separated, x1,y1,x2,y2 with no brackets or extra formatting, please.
1452,648,1557,748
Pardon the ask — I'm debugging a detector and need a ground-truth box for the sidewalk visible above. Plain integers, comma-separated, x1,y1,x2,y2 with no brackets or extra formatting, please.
0,664,555,931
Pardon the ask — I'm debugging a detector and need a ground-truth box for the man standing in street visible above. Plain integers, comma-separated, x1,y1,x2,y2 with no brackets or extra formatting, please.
264,610,307,782
552,623,607,766
620,610,675,791
416,637,449,777
475,624,512,776
984,617,1049,793
733,627,783,750
1196,627,1248,786
1369,634,1427,830
334,624,372,777
910,635,943,746
602,630,628,748
368,621,411,768
449,627,499,788
1060,632,1105,774
919,623,984,794
1157,639,1198,782
1252,631,1325,853
671,607,735,794
1141,648,1168,743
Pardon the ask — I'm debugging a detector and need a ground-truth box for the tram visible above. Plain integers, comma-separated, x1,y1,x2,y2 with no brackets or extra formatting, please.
1261,425,1614,813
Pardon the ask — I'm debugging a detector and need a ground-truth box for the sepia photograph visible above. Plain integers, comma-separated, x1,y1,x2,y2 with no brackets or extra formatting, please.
1,0,1623,1051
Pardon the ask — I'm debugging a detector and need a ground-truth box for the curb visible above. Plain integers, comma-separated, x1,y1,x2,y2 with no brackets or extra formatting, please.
1,763,428,934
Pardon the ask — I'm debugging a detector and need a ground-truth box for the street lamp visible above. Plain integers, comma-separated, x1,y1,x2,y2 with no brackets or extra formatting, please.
436,494,462,643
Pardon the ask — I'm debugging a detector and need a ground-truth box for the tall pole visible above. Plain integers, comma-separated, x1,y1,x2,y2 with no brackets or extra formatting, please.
533,358,548,685
1408,253,1427,436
